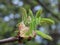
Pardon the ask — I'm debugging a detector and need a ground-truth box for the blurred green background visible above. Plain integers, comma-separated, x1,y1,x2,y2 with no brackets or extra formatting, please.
0,0,60,45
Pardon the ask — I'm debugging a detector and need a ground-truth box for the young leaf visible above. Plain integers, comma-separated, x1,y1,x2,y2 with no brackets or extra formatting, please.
28,9,34,18
35,17,41,25
36,30,53,41
29,18,34,31
20,8,27,24
40,18,54,25
36,9,42,18
28,18,36,34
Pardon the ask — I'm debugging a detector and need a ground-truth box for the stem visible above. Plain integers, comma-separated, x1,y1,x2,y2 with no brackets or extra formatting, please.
0,37,18,44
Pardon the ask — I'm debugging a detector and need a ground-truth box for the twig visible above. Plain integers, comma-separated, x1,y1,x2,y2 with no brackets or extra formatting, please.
0,37,18,44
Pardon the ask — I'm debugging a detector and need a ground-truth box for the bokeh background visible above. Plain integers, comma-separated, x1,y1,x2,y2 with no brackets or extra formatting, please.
0,0,60,45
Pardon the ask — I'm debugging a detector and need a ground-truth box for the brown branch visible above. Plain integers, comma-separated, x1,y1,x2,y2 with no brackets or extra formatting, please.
36,0,60,20
0,37,18,44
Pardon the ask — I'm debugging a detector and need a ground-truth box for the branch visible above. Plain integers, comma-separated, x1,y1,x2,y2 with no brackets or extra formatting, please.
36,0,60,20
0,37,18,44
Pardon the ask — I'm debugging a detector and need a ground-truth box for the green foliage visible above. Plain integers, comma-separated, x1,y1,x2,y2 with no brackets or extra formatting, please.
36,30,53,41
36,9,42,18
28,9,34,18
18,8,54,41
20,7,27,24
40,18,54,25
0,0,59,45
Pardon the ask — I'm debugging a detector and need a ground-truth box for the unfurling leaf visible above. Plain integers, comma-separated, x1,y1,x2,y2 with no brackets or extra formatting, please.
20,8,27,24
40,18,54,25
36,30,53,41
36,9,42,18
35,17,41,25
17,8,54,42
28,9,34,18
29,19,34,33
